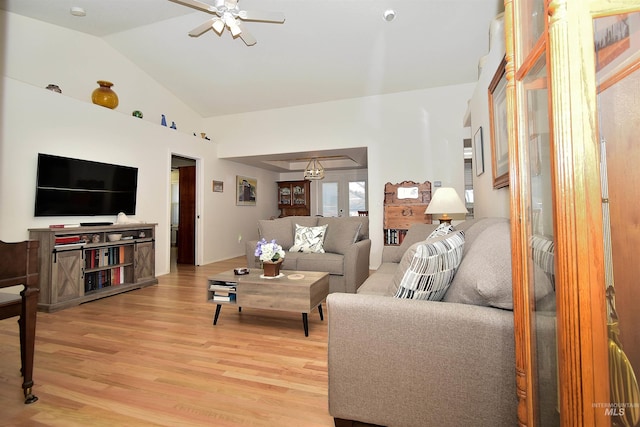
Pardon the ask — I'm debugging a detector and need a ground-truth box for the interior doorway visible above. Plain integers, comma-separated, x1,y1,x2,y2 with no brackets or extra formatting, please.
170,155,197,267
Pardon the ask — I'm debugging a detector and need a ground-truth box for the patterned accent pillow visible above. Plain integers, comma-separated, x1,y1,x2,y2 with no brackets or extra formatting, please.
289,224,328,253
426,222,455,239
393,231,465,301
531,234,555,290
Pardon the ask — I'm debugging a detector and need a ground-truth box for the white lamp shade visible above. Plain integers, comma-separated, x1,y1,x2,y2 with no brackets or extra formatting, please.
425,187,468,215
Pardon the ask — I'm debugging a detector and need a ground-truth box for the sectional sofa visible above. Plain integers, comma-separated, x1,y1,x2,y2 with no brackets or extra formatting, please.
327,217,558,426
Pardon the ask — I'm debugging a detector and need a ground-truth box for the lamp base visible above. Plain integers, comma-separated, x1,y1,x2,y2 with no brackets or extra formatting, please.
437,214,453,225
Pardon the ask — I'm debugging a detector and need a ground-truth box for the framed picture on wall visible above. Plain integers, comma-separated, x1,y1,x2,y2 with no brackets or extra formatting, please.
212,180,224,193
489,56,510,189
474,126,484,176
236,176,257,206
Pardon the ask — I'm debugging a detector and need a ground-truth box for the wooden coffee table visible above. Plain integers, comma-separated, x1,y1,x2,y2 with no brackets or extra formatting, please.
206,269,329,336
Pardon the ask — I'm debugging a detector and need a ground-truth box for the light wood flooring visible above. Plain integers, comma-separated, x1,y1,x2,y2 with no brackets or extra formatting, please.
0,256,334,426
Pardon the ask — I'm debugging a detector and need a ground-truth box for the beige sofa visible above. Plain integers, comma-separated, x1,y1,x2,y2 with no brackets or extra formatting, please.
327,218,557,427
245,216,371,294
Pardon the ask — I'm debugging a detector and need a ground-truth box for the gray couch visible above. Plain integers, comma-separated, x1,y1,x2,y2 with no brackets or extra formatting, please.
327,218,557,427
245,216,371,294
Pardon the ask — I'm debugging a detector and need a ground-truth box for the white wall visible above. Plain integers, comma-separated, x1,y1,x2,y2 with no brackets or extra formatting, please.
0,78,279,276
2,11,205,136
467,13,510,218
205,85,474,267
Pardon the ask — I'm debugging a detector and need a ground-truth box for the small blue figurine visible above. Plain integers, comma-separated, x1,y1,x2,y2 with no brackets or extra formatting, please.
170,121,177,130
161,114,167,126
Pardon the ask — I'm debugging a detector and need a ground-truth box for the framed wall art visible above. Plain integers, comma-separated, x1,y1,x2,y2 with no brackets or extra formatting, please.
212,180,224,193
236,176,257,206
474,126,484,176
488,56,510,189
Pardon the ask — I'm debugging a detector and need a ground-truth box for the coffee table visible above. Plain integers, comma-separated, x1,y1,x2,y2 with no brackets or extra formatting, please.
206,269,329,336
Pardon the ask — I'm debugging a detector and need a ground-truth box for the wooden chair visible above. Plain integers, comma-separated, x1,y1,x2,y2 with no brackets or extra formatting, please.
0,240,40,404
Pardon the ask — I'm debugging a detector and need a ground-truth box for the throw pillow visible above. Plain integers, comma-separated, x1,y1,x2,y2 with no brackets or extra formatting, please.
392,231,465,301
531,234,555,290
426,222,455,239
317,217,362,255
443,221,514,309
289,224,328,253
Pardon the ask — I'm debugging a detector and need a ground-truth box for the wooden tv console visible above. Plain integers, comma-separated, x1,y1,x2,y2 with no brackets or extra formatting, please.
29,223,157,312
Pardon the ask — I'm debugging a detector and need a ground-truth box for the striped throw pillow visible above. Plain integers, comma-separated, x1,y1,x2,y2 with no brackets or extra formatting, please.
427,222,455,239
393,231,465,301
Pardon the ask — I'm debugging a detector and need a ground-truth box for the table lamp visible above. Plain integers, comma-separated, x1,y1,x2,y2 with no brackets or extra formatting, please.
425,187,468,224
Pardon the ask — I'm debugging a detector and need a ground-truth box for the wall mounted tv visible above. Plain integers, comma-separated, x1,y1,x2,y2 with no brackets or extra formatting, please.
34,153,138,217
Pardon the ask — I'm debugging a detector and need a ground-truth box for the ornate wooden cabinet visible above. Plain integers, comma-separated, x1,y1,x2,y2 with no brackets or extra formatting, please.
505,1,640,425
383,181,432,245
277,180,311,217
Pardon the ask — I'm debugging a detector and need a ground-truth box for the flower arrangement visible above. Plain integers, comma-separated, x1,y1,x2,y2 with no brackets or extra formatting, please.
255,238,285,263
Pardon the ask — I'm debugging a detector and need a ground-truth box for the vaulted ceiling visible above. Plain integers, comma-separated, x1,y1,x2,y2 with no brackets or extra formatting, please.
0,0,503,172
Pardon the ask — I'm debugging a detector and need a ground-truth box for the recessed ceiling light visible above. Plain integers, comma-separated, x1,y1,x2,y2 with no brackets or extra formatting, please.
383,9,396,22
70,6,86,17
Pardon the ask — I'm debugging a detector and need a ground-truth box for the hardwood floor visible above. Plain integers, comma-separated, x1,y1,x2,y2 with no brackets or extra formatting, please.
0,256,334,426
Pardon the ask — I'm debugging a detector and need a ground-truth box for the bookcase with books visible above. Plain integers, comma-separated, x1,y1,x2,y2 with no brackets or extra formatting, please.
383,180,432,245
28,223,157,312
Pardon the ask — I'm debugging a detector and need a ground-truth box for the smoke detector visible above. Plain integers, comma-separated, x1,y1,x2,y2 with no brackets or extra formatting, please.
70,7,86,17
383,10,396,22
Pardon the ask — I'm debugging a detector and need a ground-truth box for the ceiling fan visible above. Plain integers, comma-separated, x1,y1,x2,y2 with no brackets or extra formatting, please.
170,0,285,46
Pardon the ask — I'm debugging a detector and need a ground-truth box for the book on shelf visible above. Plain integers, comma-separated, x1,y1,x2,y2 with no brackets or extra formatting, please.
54,241,86,249
209,284,237,292
113,265,120,285
54,235,82,245
213,293,236,302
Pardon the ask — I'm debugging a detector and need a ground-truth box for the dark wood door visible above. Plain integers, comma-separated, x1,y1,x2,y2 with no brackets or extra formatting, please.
177,166,195,265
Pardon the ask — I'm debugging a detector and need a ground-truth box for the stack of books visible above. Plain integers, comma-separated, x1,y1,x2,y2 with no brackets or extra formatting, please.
209,281,237,302
54,234,86,249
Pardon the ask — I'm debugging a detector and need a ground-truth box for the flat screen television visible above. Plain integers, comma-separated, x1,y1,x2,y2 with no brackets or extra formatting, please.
34,153,138,217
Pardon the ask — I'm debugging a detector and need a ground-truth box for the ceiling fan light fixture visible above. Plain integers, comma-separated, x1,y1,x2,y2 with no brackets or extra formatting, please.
222,14,242,36
173,0,285,46
304,159,325,180
212,18,225,34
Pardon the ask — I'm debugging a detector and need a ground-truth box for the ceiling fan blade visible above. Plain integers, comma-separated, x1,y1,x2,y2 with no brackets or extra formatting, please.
237,23,257,46
170,0,218,14
188,18,216,37
238,10,285,23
